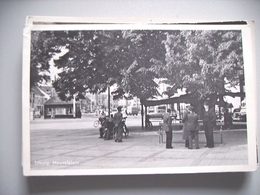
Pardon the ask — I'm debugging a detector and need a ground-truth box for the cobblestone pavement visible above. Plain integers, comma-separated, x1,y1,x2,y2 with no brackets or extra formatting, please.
30,123,248,170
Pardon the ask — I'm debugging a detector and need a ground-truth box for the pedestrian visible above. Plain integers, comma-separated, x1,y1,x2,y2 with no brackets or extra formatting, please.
113,106,123,142
107,114,115,140
224,108,233,129
163,108,173,149
103,115,114,140
98,110,106,138
51,108,55,119
182,105,199,149
182,105,190,148
203,102,216,148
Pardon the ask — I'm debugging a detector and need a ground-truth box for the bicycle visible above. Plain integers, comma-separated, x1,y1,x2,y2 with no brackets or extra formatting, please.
145,117,153,129
93,120,101,128
122,117,129,137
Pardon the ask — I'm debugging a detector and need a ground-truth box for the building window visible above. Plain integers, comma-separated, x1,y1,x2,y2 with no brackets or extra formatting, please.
55,108,66,115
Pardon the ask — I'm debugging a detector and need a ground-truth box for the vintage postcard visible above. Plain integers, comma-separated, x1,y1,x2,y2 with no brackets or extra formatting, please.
23,17,258,176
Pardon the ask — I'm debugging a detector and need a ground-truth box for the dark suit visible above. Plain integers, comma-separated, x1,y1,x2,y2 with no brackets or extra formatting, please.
203,108,216,148
182,111,199,149
163,112,173,149
113,112,123,142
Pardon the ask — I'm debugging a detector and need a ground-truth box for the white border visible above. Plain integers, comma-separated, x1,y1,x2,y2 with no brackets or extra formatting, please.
30,23,246,31
23,25,31,175
22,17,258,176
242,22,258,170
26,16,246,25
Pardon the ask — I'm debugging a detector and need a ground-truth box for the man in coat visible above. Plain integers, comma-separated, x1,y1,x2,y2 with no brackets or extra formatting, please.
182,105,191,148
113,106,123,142
98,110,106,138
203,102,216,148
182,105,199,149
163,108,173,149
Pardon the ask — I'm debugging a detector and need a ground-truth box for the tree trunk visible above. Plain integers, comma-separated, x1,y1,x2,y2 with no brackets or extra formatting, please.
144,105,147,128
108,85,110,116
141,103,144,129
177,103,181,119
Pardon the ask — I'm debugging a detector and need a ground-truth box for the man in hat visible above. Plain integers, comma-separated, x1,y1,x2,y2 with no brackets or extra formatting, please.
113,106,123,142
203,101,216,148
182,105,199,149
163,108,173,149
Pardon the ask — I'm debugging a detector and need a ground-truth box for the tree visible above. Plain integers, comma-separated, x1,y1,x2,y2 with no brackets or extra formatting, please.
52,30,167,102
30,31,54,87
31,29,243,109
53,31,114,100
52,30,132,100
163,30,244,106
30,31,75,87
161,31,190,96
113,30,167,101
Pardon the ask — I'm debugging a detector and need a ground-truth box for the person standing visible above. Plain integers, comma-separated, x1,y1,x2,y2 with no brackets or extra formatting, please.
113,106,123,142
203,102,216,148
223,108,233,129
107,114,115,140
163,108,173,149
98,110,106,138
51,108,55,119
182,106,199,149
182,105,191,148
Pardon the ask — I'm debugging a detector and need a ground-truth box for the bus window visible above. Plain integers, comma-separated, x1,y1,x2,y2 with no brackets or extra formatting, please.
157,106,166,113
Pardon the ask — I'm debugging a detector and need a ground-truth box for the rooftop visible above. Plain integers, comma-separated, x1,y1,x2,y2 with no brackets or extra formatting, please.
44,95,73,106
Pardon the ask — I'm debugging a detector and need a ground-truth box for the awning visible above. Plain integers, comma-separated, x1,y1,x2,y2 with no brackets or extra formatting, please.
142,92,245,107
142,94,193,107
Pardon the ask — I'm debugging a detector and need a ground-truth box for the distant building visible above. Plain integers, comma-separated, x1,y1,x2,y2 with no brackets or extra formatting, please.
85,93,109,112
79,96,91,113
30,86,50,119
43,95,81,119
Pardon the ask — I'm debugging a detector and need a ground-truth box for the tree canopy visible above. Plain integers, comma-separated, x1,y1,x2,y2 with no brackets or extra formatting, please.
163,30,244,104
30,31,53,87
30,29,244,105
49,30,166,101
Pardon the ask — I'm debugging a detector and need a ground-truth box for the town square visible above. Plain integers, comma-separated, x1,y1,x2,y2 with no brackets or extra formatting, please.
30,114,247,170
27,24,250,172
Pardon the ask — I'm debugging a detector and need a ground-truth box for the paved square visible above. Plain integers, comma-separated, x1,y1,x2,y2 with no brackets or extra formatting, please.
29,118,248,170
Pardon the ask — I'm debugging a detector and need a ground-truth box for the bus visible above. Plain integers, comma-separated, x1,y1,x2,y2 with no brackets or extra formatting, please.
127,106,139,115
148,105,167,118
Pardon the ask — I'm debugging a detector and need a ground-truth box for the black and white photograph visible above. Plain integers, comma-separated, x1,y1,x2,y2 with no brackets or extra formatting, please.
22,17,257,175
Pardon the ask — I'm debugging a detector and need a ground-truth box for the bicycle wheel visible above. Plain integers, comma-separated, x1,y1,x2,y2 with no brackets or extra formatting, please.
149,121,153,129
93,120,99,128
123,126,129,137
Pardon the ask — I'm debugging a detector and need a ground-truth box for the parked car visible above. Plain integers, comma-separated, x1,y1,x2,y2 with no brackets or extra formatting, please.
239,100,247,121
232,107,246,122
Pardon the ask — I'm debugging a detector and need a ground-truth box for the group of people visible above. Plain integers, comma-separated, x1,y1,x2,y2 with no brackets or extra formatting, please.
98,103,217,148
98,107,127,143
163,102,216,149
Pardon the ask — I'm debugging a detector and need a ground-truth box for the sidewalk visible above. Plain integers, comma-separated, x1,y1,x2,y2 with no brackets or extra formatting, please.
30,125,248,170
